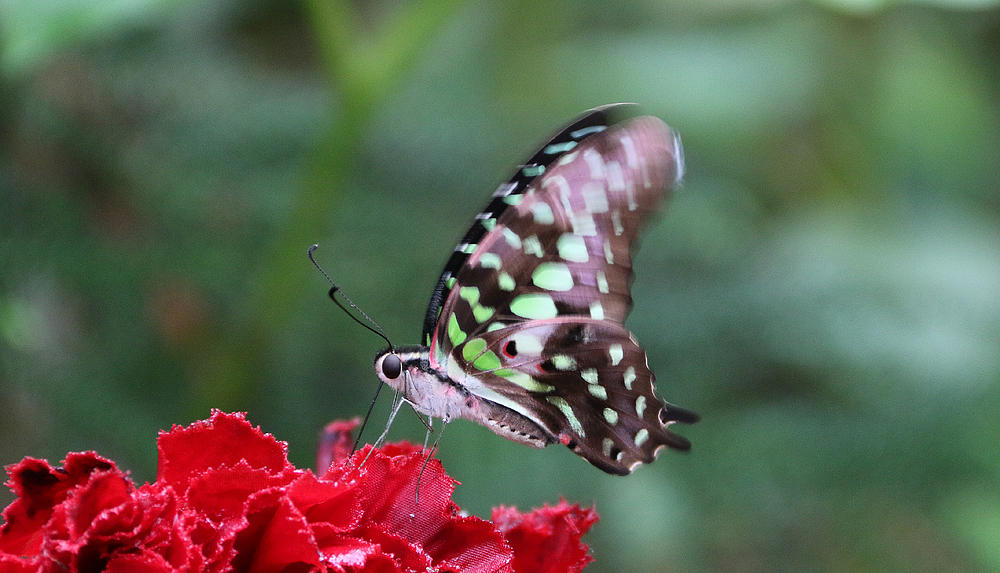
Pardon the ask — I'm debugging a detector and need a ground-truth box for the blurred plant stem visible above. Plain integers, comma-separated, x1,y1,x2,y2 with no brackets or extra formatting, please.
207,0,466,409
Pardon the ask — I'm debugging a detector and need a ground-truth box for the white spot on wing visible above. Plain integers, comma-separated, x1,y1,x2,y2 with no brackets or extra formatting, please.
583,148,605,179
606,161,625,192
611,210,623,236
623,366,636,390
523,235,544,258
672,131,685,185
589,301,604,320
531,201,555,225
493,182,516,197
609,343,623,366
502,227,522,249
509,333,544,357
634,428,649,447
620,134,638,168
556,150,579,165
581,182,610,213
597,271,609,294
543,174,571,197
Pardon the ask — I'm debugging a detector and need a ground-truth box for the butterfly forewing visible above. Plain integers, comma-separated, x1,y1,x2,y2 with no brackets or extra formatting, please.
422,104,646,346
429,114,679,362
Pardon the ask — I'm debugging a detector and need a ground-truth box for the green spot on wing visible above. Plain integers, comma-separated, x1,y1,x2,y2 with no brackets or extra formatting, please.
495,368,554,392
502,228,522,249
556,234,589,263
510,293,558,319
523,235,544,257
589,301,604,320
531,202,555,225
571,125,607,138
603,408,619,425
448,314,466,346
531,262,574,292
552,354,577,370
503,194,523,206
634,428,649,447
462,338,487,362
546,396,585,437
473,349,500,371
602,438,614,457
597,271,609,294
472,304,494,323
460,286,480,305
522,164,545,177
479,253,502,269
498,272,516,291
556,150,579,165
588,385,608,400
581,368,599,384
635,395,646,417
545,141,578,155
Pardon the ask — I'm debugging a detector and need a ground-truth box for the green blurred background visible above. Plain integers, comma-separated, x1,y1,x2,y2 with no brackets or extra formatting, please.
2,0,999,571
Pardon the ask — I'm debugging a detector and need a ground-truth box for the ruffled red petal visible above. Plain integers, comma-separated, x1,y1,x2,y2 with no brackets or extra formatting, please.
493,500,598,573
0,452,118,557
156,410,292,491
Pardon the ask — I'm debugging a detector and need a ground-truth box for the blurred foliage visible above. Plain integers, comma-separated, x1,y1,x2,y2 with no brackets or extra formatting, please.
2,0,1000,571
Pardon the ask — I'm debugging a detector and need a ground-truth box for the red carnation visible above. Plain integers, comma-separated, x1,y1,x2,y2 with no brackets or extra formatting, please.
1,410,597,572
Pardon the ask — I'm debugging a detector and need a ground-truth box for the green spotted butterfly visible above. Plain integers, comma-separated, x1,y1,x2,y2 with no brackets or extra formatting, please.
374,104,698,474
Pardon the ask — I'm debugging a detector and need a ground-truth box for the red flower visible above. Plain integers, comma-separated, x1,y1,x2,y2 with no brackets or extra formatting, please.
1,410,598,572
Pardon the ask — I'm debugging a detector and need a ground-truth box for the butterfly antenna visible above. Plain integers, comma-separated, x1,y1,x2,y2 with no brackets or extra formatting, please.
309,244,395,453
308,245,394,351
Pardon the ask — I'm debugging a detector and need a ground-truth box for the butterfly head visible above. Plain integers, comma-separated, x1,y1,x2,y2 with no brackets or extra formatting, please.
374,347,423,392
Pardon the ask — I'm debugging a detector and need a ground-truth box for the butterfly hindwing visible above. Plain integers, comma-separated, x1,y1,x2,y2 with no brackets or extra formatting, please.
455,318,697,475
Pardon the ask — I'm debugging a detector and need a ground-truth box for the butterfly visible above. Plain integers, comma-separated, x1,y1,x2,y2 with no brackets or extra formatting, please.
373,104,698,475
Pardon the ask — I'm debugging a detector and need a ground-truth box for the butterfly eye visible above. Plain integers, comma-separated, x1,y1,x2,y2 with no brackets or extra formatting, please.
382,354,402,379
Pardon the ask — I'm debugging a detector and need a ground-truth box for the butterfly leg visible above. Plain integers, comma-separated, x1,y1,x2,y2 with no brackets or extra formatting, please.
415,420,446,505
373,392,407,447
421,416,434,452
360,391,408,469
